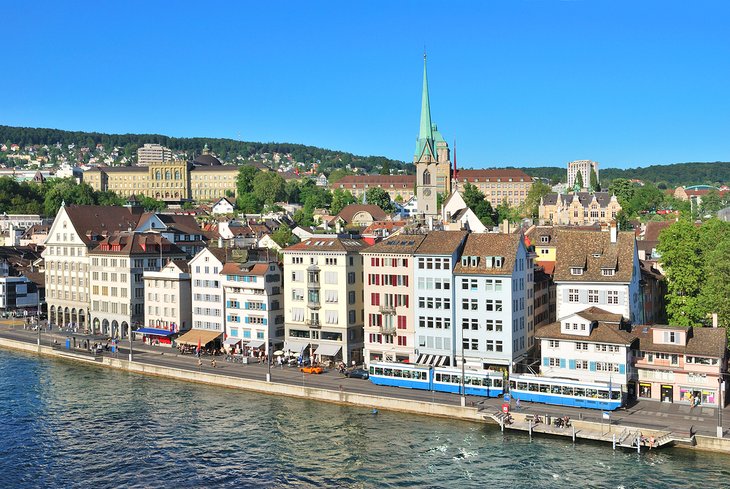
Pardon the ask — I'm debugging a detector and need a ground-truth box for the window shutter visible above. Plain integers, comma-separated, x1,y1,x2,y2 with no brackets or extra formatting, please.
569,359,576,370
589,361,596,372
560,358,566,369
619,364,625,374
543,357,549,367
599,290,607,304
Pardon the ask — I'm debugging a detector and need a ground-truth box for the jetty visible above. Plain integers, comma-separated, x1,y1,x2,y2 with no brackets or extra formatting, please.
484,410,696,451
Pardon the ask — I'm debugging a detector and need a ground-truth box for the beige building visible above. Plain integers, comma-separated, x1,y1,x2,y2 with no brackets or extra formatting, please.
362,234,426,363
43,204,143,331
88,232,186,338
142,260,192,340
282,237,369,364
539,192,621,226
334,175,416,202
453,169,534,208
137,143,172,166
84,151,239,203
567,159,599,190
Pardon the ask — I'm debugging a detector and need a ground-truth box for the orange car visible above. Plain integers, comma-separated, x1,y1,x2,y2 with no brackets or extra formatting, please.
300,365,324,374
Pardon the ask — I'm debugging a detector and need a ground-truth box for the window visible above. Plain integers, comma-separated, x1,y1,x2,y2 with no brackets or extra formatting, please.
575,342,589,351
568,289,579,303
575,360,589,370
548,357,561,367
602,268,615,276
663,331,679,344
588,289,598,304
570,267,583,275
548,340,559,348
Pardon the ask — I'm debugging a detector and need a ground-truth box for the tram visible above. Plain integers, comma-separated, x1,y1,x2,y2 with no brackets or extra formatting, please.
368,362,504,397
509,374,623,411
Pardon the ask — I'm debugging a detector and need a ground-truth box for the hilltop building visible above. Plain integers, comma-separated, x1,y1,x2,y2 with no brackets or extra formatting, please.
137,143,172,166
539,192,622,226
567,160,599,190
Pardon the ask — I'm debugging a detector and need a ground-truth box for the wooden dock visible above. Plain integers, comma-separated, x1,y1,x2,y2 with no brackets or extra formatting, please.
485,411,694,451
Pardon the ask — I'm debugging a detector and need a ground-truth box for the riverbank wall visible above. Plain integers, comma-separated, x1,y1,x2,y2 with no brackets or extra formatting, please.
4,336,730,455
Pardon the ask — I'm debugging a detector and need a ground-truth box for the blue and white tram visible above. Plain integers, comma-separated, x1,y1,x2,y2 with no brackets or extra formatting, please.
368,362,504,398
509,375,623,411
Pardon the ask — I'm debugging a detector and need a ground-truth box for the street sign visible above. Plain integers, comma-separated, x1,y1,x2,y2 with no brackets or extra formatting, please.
503,394,511,403
602,412,610,420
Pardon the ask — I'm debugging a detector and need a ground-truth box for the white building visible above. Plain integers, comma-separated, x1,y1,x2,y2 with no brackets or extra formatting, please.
211,198,235,215
567,159,599,190
441,191,487,233
453,233,533,372
0,213,43,232
536,307,635,393
413,231,467,367
88,232,186,338
222,257,284,355
0,261,40,314
141,260,192,344
283,237,368,364
189,248,228,339
137,143,172,166
554,224,642,323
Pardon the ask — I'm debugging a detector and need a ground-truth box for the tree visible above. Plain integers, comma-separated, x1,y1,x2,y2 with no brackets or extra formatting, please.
237,193,262,214
462,183,496,226
271,223,297,248
236,165,259,196
699,190,725,217
43,179,96,216
327,168,352,185
699,239,730,332
330,189,356,215
608,178,636,205
380,160,391,175
590,167,600,192
252,171,285,206
522,181,552,219
365,187,395,213
137,195,166,212
574,171,584,190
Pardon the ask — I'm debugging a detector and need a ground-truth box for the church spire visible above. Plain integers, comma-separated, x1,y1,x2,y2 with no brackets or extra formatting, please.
419,52,433,142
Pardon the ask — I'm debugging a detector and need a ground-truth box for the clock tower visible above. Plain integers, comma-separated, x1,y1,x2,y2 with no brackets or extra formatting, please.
415,54,451,217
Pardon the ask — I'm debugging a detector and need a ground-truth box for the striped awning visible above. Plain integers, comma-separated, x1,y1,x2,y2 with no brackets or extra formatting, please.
176,329,222,346
416,354,448,367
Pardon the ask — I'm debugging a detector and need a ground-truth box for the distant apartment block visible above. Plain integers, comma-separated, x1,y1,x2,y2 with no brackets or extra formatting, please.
137,143,172,166
567,159,599,190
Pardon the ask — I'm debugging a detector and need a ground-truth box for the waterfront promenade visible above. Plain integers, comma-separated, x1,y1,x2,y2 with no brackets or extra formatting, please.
1,319,728,449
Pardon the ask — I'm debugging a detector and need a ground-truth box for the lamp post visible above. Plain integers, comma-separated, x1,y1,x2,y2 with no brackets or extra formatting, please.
718,377,725,439
461,339,466,407
266,340,272,383
128,323,134,362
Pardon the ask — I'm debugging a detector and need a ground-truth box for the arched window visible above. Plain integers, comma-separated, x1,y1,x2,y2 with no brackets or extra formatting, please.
175,170,180,180
155,171,161,180
165,170,171,180
423,170,431,185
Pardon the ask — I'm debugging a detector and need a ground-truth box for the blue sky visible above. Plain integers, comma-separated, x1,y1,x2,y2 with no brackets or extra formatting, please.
2,1,729,169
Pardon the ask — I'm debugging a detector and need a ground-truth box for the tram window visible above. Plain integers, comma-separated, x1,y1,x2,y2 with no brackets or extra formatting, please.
374,367,383,375
586,388,597,398
610,391,621,400
442,374,451,383
517,382,528,390
528,383,539,392
539,384,549,393
509,380,516,389
384,368,393,377
597,390,609,399
574,388,586,397
394,369,402,378
414,372,423,380
435,373,442,382
493,379,501,388
403,370,412,379
464,376,473,385
561,386,574,396
551,386,561,395
369,366,375,374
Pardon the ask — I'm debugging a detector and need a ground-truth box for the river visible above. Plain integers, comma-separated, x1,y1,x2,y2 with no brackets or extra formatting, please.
0,349,727,488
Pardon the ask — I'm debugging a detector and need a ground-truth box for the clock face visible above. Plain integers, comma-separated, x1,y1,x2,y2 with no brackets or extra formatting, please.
423,189,431,197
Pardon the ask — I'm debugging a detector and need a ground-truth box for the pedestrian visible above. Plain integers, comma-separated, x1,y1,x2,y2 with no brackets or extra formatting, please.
211,358,217,368
198,358,203,370
516,398,521,410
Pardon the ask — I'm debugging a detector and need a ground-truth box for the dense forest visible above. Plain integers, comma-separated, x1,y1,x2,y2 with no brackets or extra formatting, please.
0,125,411,175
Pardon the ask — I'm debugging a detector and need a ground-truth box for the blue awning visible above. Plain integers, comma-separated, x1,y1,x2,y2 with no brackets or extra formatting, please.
135,328,175,336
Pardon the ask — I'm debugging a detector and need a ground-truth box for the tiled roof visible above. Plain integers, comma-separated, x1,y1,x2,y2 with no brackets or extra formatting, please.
362,234,427,254
414,230,467,255
89,232,185,256
284,237,369,253
221,262,271,276
335,175,416,187
553,230,635,283
455,169,533,182
544,192,616,208
64,205,143,245
536,316,637,346
575,306,624,324
635,326,727,358
643,221,672,243
335,204,388,224
453,233,521,276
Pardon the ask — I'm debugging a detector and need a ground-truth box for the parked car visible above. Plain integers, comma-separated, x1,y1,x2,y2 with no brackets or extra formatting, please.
345,368,369,380
300,365,324,374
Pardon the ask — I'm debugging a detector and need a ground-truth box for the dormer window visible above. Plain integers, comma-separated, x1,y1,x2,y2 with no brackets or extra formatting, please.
570,267,583,275
495,257,503,268
470,256,478,267
602,268,615,276
663,331,679,344
461,256,468,266
540,236,549,243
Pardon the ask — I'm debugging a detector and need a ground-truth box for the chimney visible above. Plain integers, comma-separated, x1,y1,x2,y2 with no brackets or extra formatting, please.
335,221,341,234
713,313,718,328
502,219,510,234
428,216,433,231
610,220,617,243
218,237,223,248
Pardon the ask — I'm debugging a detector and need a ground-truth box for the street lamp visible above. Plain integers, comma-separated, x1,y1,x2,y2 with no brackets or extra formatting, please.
461,339,466,407
266,340,272,383
128,323,134,362
718,377,726,439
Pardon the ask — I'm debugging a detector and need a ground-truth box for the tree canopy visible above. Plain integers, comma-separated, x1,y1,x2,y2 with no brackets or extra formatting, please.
365,187,395,213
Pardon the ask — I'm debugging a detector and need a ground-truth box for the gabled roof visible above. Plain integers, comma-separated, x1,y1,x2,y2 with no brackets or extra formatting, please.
554,230,636,283
414,230,467,255
284,237,369,253
643,220,672,242
453,233,522,276
63,205,143,245
221,261,271,277
362,234,427,254
335,204,388,224
89,232,186,256
536,308,636,346
335,175,416,188
455,169,533,182
635,325,727,358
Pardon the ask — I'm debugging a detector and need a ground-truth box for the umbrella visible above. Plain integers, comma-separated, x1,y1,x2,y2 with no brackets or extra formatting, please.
273,350,284,356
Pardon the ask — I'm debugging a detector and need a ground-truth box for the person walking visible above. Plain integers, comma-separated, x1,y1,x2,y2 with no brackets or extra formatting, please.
211,358,217,368
516,398,521,410
198,358,203,370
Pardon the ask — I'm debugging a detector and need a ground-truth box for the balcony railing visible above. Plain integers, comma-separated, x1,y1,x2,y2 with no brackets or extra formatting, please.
379,325,396,335
307,301,321,310
379,305,396,315
305,319,321,328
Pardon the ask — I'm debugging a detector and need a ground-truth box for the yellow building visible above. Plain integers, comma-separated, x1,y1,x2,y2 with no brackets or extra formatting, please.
83,153,239,203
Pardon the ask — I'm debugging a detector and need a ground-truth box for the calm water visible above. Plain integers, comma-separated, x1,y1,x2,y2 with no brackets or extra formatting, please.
0,350,727,489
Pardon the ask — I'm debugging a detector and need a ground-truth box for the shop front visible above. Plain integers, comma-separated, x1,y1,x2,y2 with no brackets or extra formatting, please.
679,386,717,406
660,384,674,402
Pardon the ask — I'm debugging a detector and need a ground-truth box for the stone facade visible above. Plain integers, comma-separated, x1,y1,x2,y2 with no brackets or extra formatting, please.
539,192,621,226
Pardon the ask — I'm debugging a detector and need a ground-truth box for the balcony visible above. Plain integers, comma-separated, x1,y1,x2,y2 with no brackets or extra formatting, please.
305,319,321,328
307,301,321,310
379,325,396,335
307,281,320,290
379,305,396,315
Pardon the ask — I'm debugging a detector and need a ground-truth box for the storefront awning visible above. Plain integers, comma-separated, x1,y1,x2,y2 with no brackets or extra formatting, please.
284,340,309,354
135,328,175,336
246,339,265,349
314,344,341,357
224,337,242,346
416,354,447,367
176,329,222,346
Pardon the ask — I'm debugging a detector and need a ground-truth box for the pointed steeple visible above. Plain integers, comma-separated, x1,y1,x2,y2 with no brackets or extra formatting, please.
419,53,433,142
